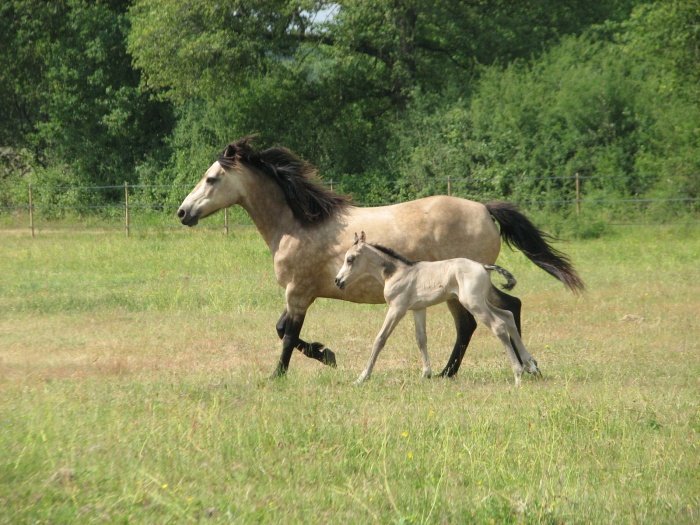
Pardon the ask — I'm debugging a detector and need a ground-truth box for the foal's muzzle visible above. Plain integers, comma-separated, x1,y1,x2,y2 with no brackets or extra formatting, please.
334,277,345,290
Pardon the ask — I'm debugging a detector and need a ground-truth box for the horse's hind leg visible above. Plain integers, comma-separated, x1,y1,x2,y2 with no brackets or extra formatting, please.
275,309,336,368
438,299,477,378
413,309,432,379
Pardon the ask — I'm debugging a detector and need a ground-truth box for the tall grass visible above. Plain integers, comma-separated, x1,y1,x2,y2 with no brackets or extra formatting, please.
1,225,698,523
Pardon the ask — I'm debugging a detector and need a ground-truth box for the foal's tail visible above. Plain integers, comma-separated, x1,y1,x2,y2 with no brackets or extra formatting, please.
484,264,517,291
485,202,585,293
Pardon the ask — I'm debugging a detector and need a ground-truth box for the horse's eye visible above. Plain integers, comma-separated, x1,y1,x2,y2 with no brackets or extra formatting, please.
347,256,355,264
206,176,217,184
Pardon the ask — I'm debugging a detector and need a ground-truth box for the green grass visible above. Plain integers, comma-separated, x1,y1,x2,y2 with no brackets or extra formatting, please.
1,225,698,523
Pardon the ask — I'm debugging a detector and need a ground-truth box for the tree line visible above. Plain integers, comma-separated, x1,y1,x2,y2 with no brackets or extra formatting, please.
1,0,698,224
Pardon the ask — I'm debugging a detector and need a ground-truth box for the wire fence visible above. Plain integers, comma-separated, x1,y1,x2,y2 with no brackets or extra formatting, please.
1,175,698,237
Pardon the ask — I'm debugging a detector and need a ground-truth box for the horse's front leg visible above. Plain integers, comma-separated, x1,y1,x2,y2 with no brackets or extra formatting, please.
271,310,306,379
438,299,477,377
275,309,336,368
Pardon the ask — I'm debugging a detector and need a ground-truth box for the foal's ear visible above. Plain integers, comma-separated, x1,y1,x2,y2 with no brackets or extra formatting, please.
353,232,359,245
360,231,366,243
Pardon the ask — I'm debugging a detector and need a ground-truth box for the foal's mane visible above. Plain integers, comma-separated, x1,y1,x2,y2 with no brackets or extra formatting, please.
370,243,417,266
218,136,352,226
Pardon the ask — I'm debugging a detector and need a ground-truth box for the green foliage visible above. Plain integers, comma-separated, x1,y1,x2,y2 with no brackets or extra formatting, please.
1,0,698,227
0,0,173,198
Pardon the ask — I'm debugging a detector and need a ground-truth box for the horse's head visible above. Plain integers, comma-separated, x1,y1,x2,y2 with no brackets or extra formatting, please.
177,138,253,226
335,231,367,290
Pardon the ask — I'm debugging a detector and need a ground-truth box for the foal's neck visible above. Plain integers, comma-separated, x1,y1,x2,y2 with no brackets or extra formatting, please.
366,244,410,283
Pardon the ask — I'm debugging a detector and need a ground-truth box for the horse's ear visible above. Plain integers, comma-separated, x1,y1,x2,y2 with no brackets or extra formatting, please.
353,232,360,245
223,134,259,162
360,231,366,243
222,143,237,159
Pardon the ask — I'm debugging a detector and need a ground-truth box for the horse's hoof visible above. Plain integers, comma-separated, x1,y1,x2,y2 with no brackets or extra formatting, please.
269,364,287,380
437,368,456,378
322,348,337,368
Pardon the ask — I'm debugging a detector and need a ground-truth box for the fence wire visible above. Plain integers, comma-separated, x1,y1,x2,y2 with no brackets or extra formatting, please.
1,178,698,236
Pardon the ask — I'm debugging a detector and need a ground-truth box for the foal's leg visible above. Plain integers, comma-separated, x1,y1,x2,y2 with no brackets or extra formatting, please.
489,305,541,378
467,303,524,386
412,309,432,379
488,287,524,365
275,309,336,368
438,299,478,378
357,306,406,384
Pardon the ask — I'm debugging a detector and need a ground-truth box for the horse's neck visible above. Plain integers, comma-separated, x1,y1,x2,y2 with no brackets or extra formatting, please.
237,167,295,252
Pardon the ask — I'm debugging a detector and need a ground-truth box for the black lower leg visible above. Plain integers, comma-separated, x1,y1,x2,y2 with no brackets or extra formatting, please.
275,310,336,368
439,300,477,378
271,313,305,379
295,341,337,367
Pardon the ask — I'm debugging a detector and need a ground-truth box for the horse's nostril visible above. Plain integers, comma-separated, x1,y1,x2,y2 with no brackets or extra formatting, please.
177,208,185,219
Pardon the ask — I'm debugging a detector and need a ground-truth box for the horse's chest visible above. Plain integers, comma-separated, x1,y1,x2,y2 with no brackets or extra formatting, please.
273,248,336,291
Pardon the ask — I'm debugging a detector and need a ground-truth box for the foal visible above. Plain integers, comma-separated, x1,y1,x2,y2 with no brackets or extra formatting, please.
335,232,541,385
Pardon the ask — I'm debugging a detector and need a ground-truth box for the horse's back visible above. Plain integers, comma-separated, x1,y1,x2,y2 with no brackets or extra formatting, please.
348,196,500,263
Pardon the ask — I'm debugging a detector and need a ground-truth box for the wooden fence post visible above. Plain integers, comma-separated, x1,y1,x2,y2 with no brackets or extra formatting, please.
29,184,35,238
224,207,229,236
575,172,581,216
124,182,130,237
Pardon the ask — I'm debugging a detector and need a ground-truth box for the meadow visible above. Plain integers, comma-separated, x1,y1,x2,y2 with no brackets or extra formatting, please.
0,224,698,524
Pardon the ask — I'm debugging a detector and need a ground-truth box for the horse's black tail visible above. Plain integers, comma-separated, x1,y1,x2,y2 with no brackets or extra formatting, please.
484,264,517,291
485,201,585,293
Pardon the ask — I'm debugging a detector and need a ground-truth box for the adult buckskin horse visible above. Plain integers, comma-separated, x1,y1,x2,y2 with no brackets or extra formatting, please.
177,136,583,379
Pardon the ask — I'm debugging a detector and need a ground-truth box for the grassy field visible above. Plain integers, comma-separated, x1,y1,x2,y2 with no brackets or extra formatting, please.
1,224,698,524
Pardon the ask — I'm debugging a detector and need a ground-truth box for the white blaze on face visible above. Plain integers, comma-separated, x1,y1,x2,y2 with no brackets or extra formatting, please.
335,244,364,289
179,161,240,222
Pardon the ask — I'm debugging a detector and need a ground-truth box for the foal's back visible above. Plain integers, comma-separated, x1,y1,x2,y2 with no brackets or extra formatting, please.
385,258,491,311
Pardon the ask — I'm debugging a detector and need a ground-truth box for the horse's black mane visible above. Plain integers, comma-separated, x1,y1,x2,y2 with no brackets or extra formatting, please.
370,243,417,266
218,136,352,226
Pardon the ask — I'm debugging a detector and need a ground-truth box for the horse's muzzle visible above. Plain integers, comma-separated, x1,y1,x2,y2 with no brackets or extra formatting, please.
334,278,345,290
177,208,199,227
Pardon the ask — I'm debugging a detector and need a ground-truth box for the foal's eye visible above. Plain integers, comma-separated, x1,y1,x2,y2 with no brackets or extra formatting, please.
347,256,355,264
206,176,217,184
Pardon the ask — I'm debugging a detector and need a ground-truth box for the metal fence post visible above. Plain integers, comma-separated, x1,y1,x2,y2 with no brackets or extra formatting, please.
29,184,35,238
124,182,130,237
575,172,581,216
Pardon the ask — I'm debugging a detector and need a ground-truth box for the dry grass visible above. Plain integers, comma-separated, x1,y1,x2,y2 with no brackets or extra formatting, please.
0,225,698,523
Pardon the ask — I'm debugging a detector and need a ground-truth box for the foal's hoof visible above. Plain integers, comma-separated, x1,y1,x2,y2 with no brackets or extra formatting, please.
322,348,337,368
526,359,543,378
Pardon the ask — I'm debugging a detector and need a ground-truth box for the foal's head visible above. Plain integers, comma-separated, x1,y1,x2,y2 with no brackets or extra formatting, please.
334,232,369,290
